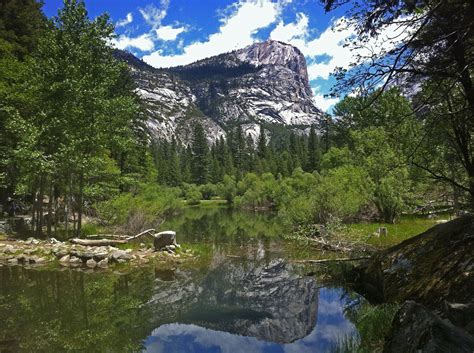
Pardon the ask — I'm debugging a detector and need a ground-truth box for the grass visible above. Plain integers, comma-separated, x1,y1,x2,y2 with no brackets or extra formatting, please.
330,303,399,353
344,215,442,248
181,199,228,207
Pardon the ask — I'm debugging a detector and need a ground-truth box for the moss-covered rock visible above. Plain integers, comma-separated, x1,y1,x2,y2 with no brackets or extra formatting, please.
355,216,474,307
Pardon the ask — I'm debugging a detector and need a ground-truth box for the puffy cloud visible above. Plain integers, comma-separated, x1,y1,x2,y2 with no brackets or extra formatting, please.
116,12,133,28
113,33,155,52
312,87,339,112
139,1,170,29
270,12,308,43
143,0,283,68
313,93,339,112
155,25,186,41
280,16,414,81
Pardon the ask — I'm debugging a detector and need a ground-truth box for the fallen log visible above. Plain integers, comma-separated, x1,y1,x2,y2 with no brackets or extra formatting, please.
126,228,155,241
70,238,128,246
71,228,156,247
306,237,353,252
85,234,129,239
292,256,370,264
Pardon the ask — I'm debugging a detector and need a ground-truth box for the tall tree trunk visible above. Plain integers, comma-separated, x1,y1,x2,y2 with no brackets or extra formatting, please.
31,179,37,234
47,181,53,238
76,171,84,237
36,174,45,237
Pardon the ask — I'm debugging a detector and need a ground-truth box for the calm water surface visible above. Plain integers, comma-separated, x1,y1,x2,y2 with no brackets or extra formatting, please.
0,207,362,353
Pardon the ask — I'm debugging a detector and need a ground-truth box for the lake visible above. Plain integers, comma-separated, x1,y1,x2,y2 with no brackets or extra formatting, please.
0,206,363,353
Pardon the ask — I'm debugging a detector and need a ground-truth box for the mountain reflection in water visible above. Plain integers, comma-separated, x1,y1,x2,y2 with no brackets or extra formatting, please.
0,208,360,353
144,287,357,353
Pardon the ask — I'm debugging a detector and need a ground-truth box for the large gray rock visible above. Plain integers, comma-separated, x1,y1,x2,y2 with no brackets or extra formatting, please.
153,231,177,250
109,249,132,262
383,301,474,353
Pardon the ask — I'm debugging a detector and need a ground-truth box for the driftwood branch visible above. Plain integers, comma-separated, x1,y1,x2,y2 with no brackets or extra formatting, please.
292,257,370,264
70,228,156,247
70,238,128,246
126,228,155,241
83,234,129,239
306,237,353,253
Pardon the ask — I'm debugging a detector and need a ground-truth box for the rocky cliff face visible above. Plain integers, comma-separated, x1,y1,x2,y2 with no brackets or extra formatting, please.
116,40,324,143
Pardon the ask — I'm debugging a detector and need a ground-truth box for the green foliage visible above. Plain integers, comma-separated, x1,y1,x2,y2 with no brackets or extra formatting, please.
96,184,181,234
217,175,237,204
199,183,217,200
183,183,202,205
191,123,209,184
281,166,372,224
0,0,46,60
335,303,399,353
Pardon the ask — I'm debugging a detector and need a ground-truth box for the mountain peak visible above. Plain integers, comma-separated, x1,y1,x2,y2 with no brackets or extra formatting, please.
236,40,309,83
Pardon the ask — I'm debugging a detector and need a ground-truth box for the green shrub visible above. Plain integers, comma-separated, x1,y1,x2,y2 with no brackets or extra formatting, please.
199,183,217,200
217,175,237,204
183,184,202,205
95,184,182,234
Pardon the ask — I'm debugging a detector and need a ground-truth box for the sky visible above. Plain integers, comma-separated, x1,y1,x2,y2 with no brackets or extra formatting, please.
41,0,360,112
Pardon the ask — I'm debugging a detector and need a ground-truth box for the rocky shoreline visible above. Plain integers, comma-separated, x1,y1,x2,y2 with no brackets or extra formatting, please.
0,236,195,270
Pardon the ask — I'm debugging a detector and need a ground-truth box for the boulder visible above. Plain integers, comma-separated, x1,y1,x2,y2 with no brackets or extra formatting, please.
4,245,16,254
383,301,474,353
354,216,474,307
59,254,70,266
97,258,108,269
153,231,177,250
110,249,132,262
69,256,82,267
92,251,108,261
34,257,47,264
54,249,69,259
86,259,97,269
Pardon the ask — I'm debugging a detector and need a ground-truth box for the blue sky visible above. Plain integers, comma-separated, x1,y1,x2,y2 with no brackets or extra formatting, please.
41,1,378,112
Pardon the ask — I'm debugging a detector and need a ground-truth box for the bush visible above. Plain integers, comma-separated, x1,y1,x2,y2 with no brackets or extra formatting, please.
199,183,217,200
280,166,372,225
183,184,202,205
95,184,182,234
217,175,237,204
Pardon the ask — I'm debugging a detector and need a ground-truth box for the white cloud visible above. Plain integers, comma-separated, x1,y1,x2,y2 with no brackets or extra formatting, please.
270,12,308,43
156,25,186,41
312,87,339,112
116,12,133,28
113,33,155,52
143,0,283,68
139,1,170,29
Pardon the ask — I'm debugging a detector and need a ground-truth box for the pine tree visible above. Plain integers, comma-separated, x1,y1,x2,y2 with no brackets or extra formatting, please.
180,146,192,183
307,125,321,172
191,123,209,184
167,137,181,186
257,124,267,159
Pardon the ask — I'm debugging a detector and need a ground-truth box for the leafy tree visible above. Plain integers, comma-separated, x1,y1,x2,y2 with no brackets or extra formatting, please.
11,0,140,235
352,128,411,223
322,0,474,208
218,175,237,204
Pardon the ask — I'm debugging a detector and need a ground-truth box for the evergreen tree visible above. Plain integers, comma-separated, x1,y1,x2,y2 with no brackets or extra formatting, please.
191,123,209,184
307,125,321,172
180,146,192,183
0,0,46,59
167,137,181,186
257,124,267,159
